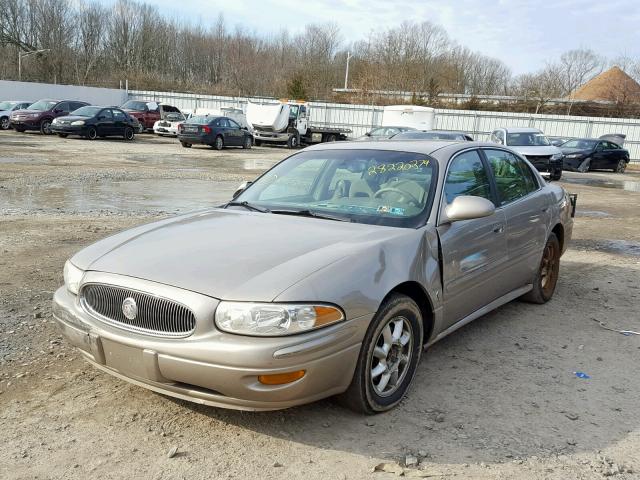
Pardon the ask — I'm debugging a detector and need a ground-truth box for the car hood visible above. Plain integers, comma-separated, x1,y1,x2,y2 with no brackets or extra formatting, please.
12,109,43,115
508,145,562,156
560,147,590,155
71,209,410,301
55,115,89,122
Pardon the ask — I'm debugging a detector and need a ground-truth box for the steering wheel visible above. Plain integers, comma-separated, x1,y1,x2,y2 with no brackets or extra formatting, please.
374,187,420,206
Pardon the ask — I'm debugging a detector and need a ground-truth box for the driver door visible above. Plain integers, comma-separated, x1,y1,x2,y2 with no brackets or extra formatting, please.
436,149,509,327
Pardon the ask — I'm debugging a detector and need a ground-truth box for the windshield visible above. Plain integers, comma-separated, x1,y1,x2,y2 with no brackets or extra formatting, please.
27,100,57,111
233,149,438,228
71,106,102,117
289,105,299,118
165,112,186,121
0,101,17,110
506,132,550,146
185,115,211,124
121,100,149,111
394,131,457,140
561,139,597,149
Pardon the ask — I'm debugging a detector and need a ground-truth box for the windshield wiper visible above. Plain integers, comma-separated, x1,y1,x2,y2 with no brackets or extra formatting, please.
270,208,352,222
226,201,270,213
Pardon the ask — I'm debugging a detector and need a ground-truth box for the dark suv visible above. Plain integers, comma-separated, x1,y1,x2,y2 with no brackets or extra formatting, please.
10,99,89,134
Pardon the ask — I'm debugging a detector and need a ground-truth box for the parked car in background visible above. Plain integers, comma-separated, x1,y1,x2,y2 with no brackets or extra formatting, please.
560,138,630,173
391,130,474,141
121,100,161,132
550,136,574,146
153,110,187,137
178,115,253,150
490,127,564,180
50,106,137,141
0,101,32,130
10,99,89,134
53,141,574,413
357,126,416,141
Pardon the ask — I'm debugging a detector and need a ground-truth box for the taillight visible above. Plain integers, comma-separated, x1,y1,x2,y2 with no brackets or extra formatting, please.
201,125,211,134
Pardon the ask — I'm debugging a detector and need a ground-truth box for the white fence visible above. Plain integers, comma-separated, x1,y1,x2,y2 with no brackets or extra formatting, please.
0,80,127,106
130,89,640,160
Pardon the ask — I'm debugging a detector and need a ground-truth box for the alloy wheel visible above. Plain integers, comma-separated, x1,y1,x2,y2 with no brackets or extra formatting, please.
0,117,9,130
41,120,52,135
616,160,626,173
370,316,413,397
540,241,559,297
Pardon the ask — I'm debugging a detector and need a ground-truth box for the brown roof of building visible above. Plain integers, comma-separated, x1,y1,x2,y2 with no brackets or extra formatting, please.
571,66,640,103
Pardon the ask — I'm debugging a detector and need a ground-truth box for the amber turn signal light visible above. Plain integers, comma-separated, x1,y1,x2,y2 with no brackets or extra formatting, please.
258,370,306,385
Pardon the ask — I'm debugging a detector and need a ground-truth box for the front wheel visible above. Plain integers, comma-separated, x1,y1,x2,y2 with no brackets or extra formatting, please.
124,127,135,141
287,133,299,149
550,169,562,181
213,135,224,150
40,119,52,135
615,159,627,173
85,127,97,140
0,116,9,130
577,158,591,173
522,233,560,304
242,136,253,149
338,294,423,414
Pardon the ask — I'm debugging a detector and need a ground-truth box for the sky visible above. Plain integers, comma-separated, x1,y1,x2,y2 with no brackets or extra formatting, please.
114,0,640,75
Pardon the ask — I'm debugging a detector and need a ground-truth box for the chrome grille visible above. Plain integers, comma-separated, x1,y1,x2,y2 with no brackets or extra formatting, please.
81,284,196,337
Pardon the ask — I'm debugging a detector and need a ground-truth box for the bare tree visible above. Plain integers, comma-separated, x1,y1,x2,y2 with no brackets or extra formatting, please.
557,49,603,113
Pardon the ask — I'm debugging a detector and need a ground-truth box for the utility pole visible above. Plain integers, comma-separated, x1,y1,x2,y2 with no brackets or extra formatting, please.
18,49,50,81
344,52,352,90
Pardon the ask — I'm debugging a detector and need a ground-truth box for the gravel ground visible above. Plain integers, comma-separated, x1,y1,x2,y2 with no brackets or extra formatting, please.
1,130,639,480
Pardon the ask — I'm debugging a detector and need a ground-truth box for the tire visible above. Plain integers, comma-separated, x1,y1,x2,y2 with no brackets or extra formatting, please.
0,116,9,130
85,127,97,140
550,169,562,181
338,293,423,414
325,133,337,143
124,127,134,141
577,158,591,173
522,233,561,304
57,133,68,138
242,136,253,149
254,140,262,147
615,159,627,173
287,133,299,149
40,119,52,135
213,135,224,150
180,142,191,148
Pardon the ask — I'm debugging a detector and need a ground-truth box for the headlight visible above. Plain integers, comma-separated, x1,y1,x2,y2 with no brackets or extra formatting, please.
215,302,344,336
551,153,564,160
71,120,85,126
63,260,84,295
565,153,582,159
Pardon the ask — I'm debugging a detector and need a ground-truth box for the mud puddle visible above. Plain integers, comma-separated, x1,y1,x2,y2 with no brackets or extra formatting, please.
126,154,277,171
0,178,236,214
562,175,640,192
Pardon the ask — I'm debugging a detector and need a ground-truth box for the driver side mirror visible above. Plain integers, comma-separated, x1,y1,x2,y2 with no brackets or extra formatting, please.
232,181,252,199
442,195,495,223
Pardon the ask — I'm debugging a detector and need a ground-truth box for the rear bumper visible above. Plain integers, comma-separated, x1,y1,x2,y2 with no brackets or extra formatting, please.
177,134,212,144
52,284,365,411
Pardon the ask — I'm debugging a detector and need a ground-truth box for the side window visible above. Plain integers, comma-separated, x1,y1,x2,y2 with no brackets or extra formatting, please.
485,149,537,206
218,118,230,128
228,119,240,129
56,102,69,113
71,102,85,111
112,109,125,121
99,109,113,119
490,131,499,143
595,142,605,151
444,150,492,204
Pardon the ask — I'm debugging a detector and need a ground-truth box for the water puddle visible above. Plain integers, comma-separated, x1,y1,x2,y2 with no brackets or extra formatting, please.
126,154,277,171
575,210,612,218
595,240,640,257
562,176,640,192
0,178,238,214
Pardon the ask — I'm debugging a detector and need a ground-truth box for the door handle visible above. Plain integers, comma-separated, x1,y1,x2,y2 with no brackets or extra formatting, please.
493,223,504,233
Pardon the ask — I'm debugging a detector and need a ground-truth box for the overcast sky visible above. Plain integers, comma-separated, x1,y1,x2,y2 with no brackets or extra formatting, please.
129,0,640,74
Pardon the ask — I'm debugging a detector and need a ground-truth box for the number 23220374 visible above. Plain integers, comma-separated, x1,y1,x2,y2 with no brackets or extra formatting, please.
368,159,430,176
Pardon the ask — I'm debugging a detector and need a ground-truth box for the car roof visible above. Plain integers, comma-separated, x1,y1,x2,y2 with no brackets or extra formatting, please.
500,127,543,133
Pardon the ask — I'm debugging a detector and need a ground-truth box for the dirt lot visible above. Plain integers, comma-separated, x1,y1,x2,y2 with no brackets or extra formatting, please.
1,130,639,480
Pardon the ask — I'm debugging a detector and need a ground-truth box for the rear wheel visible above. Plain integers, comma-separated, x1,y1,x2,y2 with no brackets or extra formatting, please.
522,233,560,304
180,142,191,148
577,158,591,173
124,127,134,141
325,133,337,143
85,127,97,140
214,135,224,150
338,294,423,414
0,116,9,130
615,159,627,173
40,119,52,135
242,136,253,149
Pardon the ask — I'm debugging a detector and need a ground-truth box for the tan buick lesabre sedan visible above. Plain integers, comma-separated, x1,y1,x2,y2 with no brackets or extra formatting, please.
53,141,575,413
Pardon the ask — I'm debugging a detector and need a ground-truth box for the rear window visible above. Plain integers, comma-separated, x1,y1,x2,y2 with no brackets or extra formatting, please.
121,100,149,111
186,115,213,124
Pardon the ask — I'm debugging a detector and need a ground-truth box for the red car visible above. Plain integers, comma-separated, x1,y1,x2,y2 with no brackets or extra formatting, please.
120,100,161,133
10,99,89,134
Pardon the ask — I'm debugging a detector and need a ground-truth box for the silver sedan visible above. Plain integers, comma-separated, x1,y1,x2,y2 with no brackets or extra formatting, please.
53,141,575,413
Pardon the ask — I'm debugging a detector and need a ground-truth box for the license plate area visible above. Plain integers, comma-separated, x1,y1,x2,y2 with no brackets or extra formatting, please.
102,339,147,378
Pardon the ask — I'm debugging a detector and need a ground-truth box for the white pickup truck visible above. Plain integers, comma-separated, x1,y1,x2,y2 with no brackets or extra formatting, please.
246,100,351,148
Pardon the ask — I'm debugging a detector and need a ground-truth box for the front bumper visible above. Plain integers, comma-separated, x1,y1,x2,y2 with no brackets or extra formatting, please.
154,126,178,136
52,279,365,411
10,118,40,129
50,124,85,135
